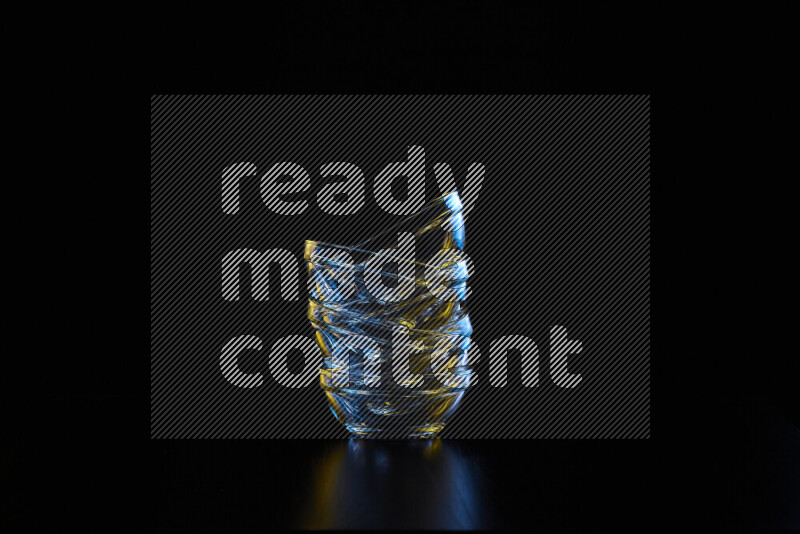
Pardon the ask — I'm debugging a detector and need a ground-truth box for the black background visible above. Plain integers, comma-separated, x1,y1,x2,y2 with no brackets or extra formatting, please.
5,2,798,532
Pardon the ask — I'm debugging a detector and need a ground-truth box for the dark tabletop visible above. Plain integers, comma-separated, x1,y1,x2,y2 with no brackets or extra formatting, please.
5,395,798,531
148,398,798,531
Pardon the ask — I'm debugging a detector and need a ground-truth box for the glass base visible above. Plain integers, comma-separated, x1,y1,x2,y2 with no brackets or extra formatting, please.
345,421,445,439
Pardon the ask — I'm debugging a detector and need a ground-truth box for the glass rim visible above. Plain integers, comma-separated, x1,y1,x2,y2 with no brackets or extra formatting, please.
304,190,463,253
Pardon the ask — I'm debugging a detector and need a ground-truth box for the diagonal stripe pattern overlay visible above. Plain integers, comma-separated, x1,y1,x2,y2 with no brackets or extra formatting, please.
151,95,650,439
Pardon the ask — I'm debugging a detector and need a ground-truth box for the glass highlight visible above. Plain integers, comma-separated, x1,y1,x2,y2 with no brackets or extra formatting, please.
305,192,475,438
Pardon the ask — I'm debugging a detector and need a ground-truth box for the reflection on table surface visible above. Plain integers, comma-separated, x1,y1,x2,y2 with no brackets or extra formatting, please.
296,438,489,530
139,399,799,531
